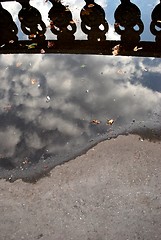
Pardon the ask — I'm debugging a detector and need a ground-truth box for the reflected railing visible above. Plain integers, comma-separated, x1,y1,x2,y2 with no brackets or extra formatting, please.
0,0,161,57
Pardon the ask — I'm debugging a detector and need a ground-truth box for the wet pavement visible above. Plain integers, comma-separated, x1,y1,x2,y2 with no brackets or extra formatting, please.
0,0,161,182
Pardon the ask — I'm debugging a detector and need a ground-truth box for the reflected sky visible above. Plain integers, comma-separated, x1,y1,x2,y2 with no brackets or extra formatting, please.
0,0,161,182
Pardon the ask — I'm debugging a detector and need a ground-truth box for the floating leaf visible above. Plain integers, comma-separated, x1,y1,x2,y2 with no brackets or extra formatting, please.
31,79,37,85
91,119,101,124
106,119,114,125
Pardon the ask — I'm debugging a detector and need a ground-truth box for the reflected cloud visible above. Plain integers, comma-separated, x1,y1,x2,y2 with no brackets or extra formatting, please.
0,0,161,181
0,126,21,157
0,52,161,182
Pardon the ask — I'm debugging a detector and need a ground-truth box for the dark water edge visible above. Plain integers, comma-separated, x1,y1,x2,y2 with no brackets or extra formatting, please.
0,110,160,183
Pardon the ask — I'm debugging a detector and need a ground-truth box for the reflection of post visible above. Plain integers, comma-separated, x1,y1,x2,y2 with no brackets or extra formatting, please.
18,0,46,45
80,0,109,41
0,3,18,47
150,1,161,46
48,0,76,42
114,0,144,49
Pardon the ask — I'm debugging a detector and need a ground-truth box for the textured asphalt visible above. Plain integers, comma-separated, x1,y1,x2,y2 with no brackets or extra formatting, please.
0,135,161,240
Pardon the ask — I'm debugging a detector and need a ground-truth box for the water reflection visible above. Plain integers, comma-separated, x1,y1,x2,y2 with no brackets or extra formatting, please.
0,53,161,182
0,0,161,182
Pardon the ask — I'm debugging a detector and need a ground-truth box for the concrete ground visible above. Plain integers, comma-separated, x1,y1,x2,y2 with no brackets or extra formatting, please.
0,135,161,240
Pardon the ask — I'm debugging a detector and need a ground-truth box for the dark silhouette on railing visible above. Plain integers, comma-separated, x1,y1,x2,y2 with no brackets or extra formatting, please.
114,0,144,49
48,0,76,41
0,0,161,57
18,0,46,44
80,0,108,41
0,3,18,46
150,0,161,46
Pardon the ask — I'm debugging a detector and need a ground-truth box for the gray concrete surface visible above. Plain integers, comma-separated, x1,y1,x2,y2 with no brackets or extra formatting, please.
0,135,161,240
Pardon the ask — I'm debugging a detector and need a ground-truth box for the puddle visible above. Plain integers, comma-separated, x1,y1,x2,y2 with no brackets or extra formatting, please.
0,0,161,182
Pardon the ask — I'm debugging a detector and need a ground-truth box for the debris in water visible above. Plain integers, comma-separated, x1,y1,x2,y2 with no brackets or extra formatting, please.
31,79,37,85
106,119,114,125
46,96,51,103
91,119,101,125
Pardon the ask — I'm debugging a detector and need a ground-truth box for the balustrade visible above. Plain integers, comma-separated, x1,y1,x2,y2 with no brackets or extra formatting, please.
0,0,161,57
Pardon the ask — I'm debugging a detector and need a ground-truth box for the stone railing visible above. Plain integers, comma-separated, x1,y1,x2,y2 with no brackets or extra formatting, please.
0,0,161,57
